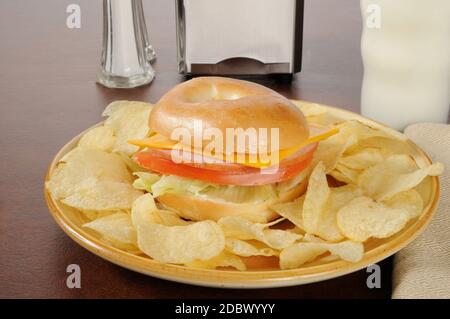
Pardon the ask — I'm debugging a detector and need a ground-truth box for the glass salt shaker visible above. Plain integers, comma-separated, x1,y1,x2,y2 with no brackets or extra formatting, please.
97,0,156,88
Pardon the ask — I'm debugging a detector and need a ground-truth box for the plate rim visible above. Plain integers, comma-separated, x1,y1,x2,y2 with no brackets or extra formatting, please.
44,100,440,289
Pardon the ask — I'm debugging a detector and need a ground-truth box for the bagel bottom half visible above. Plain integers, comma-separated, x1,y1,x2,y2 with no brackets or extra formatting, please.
156,179,307,223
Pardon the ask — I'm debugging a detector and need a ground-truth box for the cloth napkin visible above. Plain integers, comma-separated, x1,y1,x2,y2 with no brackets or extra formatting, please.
392,123,450,299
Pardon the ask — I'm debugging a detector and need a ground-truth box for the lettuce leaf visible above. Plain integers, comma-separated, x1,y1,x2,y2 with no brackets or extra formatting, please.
133,173,278,204
151,175,212,197
132,165,310,204
132,172,161,191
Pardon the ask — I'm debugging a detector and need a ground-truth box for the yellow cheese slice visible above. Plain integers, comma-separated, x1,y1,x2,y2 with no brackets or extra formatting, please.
129,124,338,168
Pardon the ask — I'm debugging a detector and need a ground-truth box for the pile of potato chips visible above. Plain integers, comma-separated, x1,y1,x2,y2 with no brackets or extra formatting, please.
46,101,443,271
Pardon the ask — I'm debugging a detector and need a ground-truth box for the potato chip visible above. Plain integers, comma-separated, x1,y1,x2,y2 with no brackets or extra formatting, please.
131,194,225,263
328,172,347,186
186,251,246,271
47,148,132,199
337,196,411,242
218,216,300,250
287,185,360,242
62,179,142,211
83,212,139,251
358,154,444,201
319,255,340,263
47,148,142,212
339,147,391,170
359,136,412,157
302,233,324,242
292,101,327,117
337,120,403,142
330,164,360,185
119,152,147,173
312,130,358,173
364,154,416,173
219,216,284,237
263,229,301,250
102,100,152,155
280,240,364,269
284,227,303,237
276,167,311,193
131,193,189,226
329,185,363,208
322,241,364,262
311,120,404,176
78,125,116,152
302,234,364,261
81,209,116,221
302,162,330,233
131,193,158,226
383,189,423,219
280,244,326,269
225,239,278,257
329,170,353,185
271,196,305,230
153,210,192,226
275,162,362,242
314,185,363,241
136,220,225,264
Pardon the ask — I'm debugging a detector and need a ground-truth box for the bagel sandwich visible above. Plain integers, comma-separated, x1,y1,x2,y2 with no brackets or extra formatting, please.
129,77,337,222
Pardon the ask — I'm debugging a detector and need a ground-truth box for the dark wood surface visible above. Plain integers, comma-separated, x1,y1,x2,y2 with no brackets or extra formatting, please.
0,0,393,298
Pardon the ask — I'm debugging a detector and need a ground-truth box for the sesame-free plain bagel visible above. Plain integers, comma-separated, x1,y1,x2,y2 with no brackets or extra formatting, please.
149,77,309,154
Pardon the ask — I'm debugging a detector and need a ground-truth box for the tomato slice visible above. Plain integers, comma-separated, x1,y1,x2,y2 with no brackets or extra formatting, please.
134,143,317,186
141,148,252,173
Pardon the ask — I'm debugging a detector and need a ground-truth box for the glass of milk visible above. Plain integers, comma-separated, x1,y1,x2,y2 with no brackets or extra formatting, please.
360,0,450,130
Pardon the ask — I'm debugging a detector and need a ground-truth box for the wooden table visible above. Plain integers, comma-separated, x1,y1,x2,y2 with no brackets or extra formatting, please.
0,0,393,298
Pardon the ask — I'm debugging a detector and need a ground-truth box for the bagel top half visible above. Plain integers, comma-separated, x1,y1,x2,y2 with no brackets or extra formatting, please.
149,77,309,154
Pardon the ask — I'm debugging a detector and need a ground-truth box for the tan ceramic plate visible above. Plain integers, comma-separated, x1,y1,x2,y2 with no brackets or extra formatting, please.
44,101,440,288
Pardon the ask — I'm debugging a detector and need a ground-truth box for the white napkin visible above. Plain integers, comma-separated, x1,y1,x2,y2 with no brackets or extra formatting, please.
392,123,450,299
184,0,295,69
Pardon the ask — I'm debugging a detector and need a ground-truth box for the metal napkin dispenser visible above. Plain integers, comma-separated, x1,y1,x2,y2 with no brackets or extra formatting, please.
176,0,304,75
